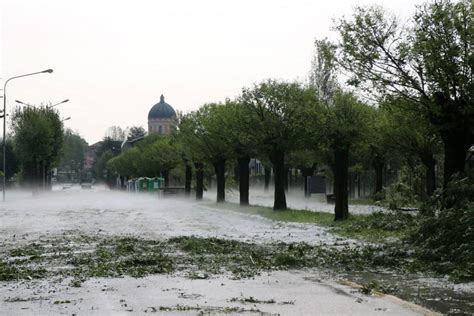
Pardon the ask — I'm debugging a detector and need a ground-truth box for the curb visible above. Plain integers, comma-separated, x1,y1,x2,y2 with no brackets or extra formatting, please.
338,279,442,316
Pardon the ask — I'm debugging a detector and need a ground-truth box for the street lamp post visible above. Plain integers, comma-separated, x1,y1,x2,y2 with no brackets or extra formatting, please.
16,98,69,109
48,99,69,109
2,69,53,201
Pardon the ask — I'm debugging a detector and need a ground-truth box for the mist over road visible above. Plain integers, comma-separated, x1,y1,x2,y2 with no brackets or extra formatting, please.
0,186,430,315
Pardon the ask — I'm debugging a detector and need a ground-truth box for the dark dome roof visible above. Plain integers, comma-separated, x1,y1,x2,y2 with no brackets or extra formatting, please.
148,95,176,119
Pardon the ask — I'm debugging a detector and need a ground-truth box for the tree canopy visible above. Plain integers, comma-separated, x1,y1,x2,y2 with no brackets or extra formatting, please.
11,105,64,187
335,0,473,184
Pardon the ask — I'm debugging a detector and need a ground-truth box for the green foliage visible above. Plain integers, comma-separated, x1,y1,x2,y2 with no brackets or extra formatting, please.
208,202,415,243
96,137,122,157
381,165,425,210
309,38,339,104
70,237,173,278
0,138,20,182
241,80,317,156
0,260,46,281
208,202,334,225
95,150,115,181
321,92,371,153
106,147,140,178
241,80,318,209
332,211,416,242
335,0,473,183
385,184,419,210
410,174,474,280
11,105,64,185
219,99,260,159
187,103,234,164
107,135,180,179
59,129,88,175
383,100,440,160
359,281,399,295
287,149,320,170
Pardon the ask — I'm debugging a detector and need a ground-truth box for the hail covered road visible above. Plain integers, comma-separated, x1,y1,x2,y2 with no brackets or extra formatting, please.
0,186,433,315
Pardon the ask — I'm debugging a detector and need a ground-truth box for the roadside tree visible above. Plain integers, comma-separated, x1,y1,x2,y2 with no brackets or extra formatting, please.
242,80,316,210
335,0,473,186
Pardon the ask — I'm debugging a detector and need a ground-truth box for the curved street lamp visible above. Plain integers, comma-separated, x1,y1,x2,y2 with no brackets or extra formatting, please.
15,98,69,109
49,99,69,109
15,99,33,107
2,69,53,201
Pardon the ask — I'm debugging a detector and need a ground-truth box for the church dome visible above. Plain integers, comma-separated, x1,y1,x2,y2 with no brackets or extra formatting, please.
148,95,176,120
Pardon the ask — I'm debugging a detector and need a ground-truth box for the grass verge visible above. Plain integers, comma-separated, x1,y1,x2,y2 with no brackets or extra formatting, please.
207,202,414,243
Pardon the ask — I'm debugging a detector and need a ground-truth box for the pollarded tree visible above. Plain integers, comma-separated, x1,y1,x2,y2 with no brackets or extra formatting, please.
321,92,371,220
178,112,208,200
219,99,260,206
194,104,234,203
241,80,316,210
287,149,321,197
335,0,473,186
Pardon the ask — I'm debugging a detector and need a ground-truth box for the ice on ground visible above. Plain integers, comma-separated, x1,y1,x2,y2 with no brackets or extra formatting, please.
0,186,433,315
208,187,385,215
0,271,425,316
0,186,346,246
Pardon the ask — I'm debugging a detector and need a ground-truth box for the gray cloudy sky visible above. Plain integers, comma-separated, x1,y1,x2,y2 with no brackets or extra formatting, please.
1,0,421,144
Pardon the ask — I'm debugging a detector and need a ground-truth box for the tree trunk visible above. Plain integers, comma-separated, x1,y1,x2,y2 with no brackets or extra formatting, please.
283,167,289,192
264,166,271,192
213,159,226,203
162,170,170,187
357,173,361,198
271,150,287,210
233,163,239,183
373,158,384,195
286,168,293,192
42,161,46,191
334,149,349,221
238,156,250,206
185,163,192,197
301,165,316,198
194,162,204,200
207,175,212,189
36,161,41,189
440,129,469,186
420,152,436,197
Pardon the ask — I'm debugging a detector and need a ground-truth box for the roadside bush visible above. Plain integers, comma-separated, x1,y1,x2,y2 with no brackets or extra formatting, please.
384,182,419,210
410,174,474,281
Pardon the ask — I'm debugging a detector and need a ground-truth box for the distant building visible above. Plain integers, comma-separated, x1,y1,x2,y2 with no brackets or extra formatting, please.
83,141,102,170
148,94,177,135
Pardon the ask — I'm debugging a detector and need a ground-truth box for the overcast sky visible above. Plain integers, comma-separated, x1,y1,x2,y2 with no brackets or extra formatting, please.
1,0,422,144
